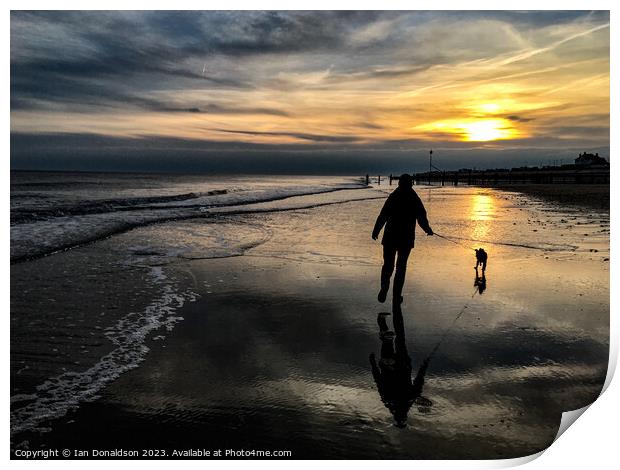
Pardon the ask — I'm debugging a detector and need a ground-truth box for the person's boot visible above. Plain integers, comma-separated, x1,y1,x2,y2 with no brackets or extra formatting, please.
378,288,388,303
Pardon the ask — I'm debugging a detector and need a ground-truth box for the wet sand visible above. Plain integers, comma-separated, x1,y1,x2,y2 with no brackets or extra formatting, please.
492,184,609,210
11,186,609,459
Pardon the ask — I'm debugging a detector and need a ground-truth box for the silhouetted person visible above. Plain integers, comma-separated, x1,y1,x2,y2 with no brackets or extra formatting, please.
475,248,487,272
369,304,432,427
474,267,487,295
365,174,370,185
372,174,433,304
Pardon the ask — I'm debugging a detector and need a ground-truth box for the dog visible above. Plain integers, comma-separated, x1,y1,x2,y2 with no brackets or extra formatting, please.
475,248,487,272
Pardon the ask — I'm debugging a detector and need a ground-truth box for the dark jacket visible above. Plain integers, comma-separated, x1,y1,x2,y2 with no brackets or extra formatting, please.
372,187,432,248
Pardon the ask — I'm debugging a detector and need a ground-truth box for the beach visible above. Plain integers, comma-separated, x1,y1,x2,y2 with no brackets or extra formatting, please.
11,175,609,459
494,184,610,210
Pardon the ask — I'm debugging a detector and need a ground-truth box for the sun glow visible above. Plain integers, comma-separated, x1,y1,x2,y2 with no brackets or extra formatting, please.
415,118,520,142
461,119,516,141
475,103,502,114
470,194,495,221
469,193,495,239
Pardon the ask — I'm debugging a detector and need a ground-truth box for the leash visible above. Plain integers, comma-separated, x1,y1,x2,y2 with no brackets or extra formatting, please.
434,233,476,251
418,234,485,357
426,286,480,359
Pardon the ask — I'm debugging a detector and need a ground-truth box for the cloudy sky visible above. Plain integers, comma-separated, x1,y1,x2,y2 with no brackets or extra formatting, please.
10,11,610,173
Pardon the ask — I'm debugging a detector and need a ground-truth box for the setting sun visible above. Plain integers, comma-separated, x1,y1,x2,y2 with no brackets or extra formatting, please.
461,119,516,141
415,118,519,142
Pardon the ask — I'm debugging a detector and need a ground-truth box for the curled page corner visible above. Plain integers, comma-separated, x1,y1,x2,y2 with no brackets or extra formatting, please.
495,449,545,468
601,342,618,395
497,403,597,468
496,405,593,468
554,404,591,443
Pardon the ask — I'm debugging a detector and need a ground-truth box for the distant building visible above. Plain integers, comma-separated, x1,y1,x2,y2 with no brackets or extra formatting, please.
575,152,609,166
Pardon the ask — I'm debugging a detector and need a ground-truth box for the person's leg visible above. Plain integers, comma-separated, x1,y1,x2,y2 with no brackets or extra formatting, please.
393,247,412,302
379,245,396,302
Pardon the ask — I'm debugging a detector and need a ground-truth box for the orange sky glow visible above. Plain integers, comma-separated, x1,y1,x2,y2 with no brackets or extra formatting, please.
11,11,610,157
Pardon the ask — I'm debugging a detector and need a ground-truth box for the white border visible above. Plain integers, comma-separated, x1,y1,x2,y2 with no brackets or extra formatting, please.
4,2,617,468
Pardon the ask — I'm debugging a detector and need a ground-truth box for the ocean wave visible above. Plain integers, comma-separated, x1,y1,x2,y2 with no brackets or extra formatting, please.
10,267,198,436
10,180,372,263
10,190,226,224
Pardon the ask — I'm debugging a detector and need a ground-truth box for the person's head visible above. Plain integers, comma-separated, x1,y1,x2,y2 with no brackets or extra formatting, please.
398,173,413,189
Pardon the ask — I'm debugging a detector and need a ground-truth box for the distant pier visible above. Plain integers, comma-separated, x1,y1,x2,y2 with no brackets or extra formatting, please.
372,151,610,187
413,165,609,186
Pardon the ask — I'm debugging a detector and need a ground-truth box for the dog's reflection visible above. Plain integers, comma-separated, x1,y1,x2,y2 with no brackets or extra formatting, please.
369,304,432,428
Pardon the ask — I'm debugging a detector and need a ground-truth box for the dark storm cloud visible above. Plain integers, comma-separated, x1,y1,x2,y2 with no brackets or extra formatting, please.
437,10,604,27
143,10,383,57
10,132,610,175
104,98,291,117
10,78,290,116
506,115,534,122
317,64,436,87
211,128,361,143
199,104,290,117
356,122,385,130
10,11,383,112
11,10,608,102
14,10,597,113
537,125,610,139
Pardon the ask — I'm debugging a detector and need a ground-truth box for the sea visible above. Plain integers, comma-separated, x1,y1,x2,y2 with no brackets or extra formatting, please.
11,171,371,263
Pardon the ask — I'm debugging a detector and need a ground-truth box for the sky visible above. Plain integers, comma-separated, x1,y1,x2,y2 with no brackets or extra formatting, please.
10,10,610,174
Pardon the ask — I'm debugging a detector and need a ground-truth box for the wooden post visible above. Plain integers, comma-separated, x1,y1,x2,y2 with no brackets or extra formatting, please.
429,149,433,186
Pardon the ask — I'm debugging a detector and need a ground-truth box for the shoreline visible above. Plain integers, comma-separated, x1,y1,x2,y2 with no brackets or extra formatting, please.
475,183,609,210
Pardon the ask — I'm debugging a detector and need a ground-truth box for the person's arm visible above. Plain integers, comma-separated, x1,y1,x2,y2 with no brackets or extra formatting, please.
372,198,390,240
369,353,387,399
411,357,430,397
414,194,433,235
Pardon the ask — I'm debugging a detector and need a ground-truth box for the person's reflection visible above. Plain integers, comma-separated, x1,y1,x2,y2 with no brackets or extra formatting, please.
369,304,431,428
474,267,487,295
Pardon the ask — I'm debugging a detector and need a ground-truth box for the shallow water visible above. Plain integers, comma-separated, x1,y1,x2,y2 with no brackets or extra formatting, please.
11,180,609,458
10,172,365,261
